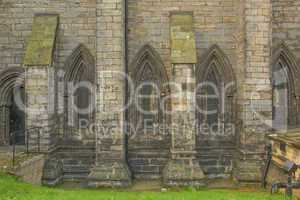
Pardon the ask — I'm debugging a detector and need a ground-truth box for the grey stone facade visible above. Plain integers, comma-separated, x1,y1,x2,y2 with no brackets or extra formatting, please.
1,0,300,187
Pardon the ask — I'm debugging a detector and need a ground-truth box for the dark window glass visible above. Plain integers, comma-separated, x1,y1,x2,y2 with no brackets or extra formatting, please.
138,82,158,131
9,86,25,145
205,71,219,130
272,62,289,131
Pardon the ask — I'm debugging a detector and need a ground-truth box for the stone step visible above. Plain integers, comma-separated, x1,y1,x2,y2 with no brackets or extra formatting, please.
56,145,95,181
130,180,163,192
197,148,234,178
58,150,95,155
134,173,162,180
63,173,90,181
63,164,91,172
61,158,93,164
128,150,169,158
128,149,169,180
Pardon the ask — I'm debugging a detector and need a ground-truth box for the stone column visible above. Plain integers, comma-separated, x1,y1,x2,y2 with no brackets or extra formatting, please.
235,0,272,183
163,12,205,186
23,15,62,186
25,67,56,152
88,0,131,187
23,14,59,153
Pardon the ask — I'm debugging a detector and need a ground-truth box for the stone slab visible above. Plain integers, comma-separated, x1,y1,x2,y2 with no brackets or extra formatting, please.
23,14,58,66
170,12,197,64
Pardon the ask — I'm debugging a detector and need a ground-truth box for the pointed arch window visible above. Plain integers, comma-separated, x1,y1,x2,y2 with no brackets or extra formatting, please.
0,67,25,145
127,45,171,178
64,44,95,138
9,84,25,144
196,45,236,140
272,62,289,130
129,45,170,137
272,43,300,131
201,65,222,132
136,67,160,132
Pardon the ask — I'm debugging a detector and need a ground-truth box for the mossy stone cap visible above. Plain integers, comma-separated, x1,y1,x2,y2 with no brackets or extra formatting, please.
170,12,197,64
23,14,59,66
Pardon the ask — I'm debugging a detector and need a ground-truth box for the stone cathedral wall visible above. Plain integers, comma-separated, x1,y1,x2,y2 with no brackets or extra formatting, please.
127,0,243,178
0,0,97,72
273,0,300,55
1,0,297,184
128,0,241,75
0,0,98,182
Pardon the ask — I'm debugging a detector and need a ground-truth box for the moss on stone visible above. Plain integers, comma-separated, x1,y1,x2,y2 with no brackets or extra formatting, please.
23,14,58,66
170,12,197,64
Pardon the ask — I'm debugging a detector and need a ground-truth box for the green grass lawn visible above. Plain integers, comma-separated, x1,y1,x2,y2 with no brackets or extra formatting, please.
0,173,289,200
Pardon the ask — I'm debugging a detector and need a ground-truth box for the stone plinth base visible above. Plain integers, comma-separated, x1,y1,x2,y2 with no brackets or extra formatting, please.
42,158,63,186
234,151,264,184
88,161,132,188
163,159,206,186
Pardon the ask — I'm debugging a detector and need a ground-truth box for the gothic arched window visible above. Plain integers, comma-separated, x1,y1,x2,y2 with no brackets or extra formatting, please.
272,62,289,130
0,67,25,145
137,78,160,131
64,44,95,140
129,45,169,136
272,43,300,131
201,66,222,133
127,44,170,179
196,45,236,142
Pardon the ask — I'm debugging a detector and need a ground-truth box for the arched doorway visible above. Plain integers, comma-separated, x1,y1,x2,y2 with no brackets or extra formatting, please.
0,67,25,146
196,45,236,178
128,45,170,180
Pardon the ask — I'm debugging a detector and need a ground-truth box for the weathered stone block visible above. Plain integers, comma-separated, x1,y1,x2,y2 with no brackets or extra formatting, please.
42,158,63,186
88,161,132,188
163,159,205,186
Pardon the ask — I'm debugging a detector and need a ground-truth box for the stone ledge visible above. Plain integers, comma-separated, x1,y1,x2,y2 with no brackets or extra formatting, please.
163,159,206,187
88,161,132,188
42,158,63,187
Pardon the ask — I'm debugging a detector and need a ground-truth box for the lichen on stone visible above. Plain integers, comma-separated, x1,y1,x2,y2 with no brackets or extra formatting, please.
23,14,58,66
170,12,197,64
